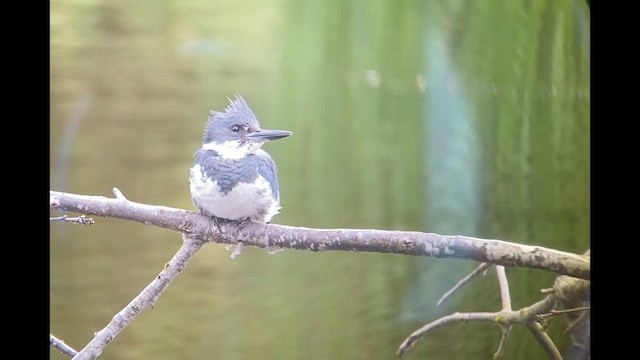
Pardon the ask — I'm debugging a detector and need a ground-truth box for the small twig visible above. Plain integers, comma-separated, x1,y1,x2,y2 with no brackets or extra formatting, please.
495,266,511,310
537,306,591,321
50,215,95,225
526,321,563,360
493,325,511,360
437,262,490,307
50,334,78,358
112,187,127,200
230,241,244,259
554,306,590,315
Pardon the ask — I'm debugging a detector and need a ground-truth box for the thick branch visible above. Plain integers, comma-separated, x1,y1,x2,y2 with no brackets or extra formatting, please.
50,190,590,279
72,236,203,360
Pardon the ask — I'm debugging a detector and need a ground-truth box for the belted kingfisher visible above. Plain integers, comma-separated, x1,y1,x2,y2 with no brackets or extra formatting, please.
189,95,292,224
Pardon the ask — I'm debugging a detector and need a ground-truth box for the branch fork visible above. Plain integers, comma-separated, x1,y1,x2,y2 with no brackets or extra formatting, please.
397,265,589,360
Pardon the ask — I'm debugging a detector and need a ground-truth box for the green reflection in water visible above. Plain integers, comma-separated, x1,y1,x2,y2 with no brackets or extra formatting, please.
51,0,589,359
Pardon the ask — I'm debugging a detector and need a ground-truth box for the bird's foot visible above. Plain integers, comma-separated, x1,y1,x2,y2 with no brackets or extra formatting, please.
235,217,251,235
204,216,223,236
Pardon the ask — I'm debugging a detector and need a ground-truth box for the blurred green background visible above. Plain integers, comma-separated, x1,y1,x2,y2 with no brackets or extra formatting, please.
50,0,590,359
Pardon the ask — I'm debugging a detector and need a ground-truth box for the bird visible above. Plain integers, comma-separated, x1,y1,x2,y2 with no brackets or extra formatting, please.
189,94,292,224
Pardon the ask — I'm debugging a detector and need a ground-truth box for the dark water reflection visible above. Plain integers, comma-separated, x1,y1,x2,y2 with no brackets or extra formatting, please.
50,1,589,359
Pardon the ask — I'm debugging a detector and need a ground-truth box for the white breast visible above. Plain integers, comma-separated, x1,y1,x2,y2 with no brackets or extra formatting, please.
189,164,281,223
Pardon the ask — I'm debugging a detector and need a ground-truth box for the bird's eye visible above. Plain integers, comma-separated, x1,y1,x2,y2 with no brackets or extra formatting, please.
231,125,240,132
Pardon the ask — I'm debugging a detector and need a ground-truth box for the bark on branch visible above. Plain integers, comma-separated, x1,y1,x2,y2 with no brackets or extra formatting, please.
49,190,590,280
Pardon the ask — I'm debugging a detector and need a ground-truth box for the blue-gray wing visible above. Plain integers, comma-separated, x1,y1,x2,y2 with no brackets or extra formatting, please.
255,151,280,202
193,149,256,195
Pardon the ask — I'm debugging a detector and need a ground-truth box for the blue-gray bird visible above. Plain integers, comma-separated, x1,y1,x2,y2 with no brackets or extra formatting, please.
189,95,292,224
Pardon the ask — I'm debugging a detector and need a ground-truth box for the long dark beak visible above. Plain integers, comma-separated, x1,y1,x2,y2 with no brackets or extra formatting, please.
246,129,293,142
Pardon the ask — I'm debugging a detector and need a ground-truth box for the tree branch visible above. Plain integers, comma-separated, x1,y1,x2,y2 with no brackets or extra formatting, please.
71,236,203,360
51,189,589,359
50,334,79,358
496,266,511,310
49,190,590,279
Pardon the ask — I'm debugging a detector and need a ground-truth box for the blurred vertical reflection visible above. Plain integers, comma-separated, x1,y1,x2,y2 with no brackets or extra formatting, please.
51,1,589,359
